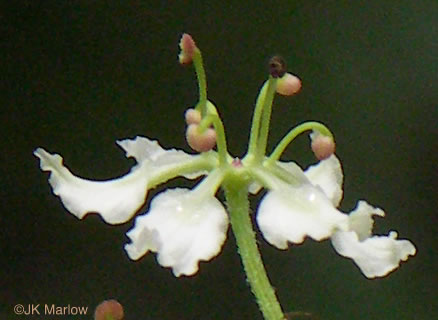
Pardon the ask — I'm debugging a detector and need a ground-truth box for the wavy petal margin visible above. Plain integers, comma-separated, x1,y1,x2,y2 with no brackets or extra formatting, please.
124,188,228,276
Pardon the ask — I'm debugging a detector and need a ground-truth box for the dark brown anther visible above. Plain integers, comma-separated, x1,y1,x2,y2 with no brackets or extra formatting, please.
269,55,287,78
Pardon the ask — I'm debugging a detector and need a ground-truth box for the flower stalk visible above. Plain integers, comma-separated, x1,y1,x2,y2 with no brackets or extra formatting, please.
224,176,285,320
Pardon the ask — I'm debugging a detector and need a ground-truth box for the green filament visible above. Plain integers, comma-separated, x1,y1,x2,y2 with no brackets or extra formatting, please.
267,121,334,164
198,113,229,165
192,48,208,117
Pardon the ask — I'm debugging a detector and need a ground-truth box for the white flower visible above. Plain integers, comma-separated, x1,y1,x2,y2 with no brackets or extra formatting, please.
34,35,416,285
125,188,228,276
34,136,211,224
256,155,416,278
35,138,227,276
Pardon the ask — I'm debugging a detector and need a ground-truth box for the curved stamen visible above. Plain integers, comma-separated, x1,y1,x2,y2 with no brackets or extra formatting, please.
192,48,208,117
267,121,334,165
198,112,229,165
255,76,277,162
246,77,277,162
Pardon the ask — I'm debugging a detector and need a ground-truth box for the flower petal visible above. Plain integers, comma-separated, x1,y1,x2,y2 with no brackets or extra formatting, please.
304,155,343,207
116,136,167,162
257,184,348,249
249,159,309,195
331,201,416,278
34,137,207,224
124,188,228,276
331,230,416,278
347,201,385,241
117,136,208,179
34,147,149,224
276,161,309,183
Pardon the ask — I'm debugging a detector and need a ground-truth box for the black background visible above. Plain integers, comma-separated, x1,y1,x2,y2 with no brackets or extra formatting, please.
2,1,437,319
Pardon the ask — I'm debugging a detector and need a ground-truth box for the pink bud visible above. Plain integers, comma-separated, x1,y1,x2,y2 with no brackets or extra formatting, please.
311,134,335,160
186,124,217,152
276,73,302,96
94,299,124,320
185,108,202,125
178,33,196,64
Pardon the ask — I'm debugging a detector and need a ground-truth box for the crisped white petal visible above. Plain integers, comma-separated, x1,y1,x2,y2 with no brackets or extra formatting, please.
347,201,384,241
305,155,343,206
117,136,207,179
250,160,307,195
34,137,206,224
331,200,416,278
117,136,167,162
124,188,228,276
276,161,309,183
34,147,149,224
257,184,348,249
331,230,416,278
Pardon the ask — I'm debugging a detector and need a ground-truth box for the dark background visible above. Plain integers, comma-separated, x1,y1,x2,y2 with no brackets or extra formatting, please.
2,1,437,319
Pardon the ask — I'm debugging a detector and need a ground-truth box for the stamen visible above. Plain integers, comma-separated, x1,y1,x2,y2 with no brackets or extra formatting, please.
185,108,202,125
178,33,196,65
269,55,287,78
276,73,301,96
267,121,334,164
186,124,217,152
311,132,336,160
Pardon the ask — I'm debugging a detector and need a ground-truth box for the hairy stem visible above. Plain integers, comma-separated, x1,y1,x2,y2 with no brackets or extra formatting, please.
224,177,284,320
